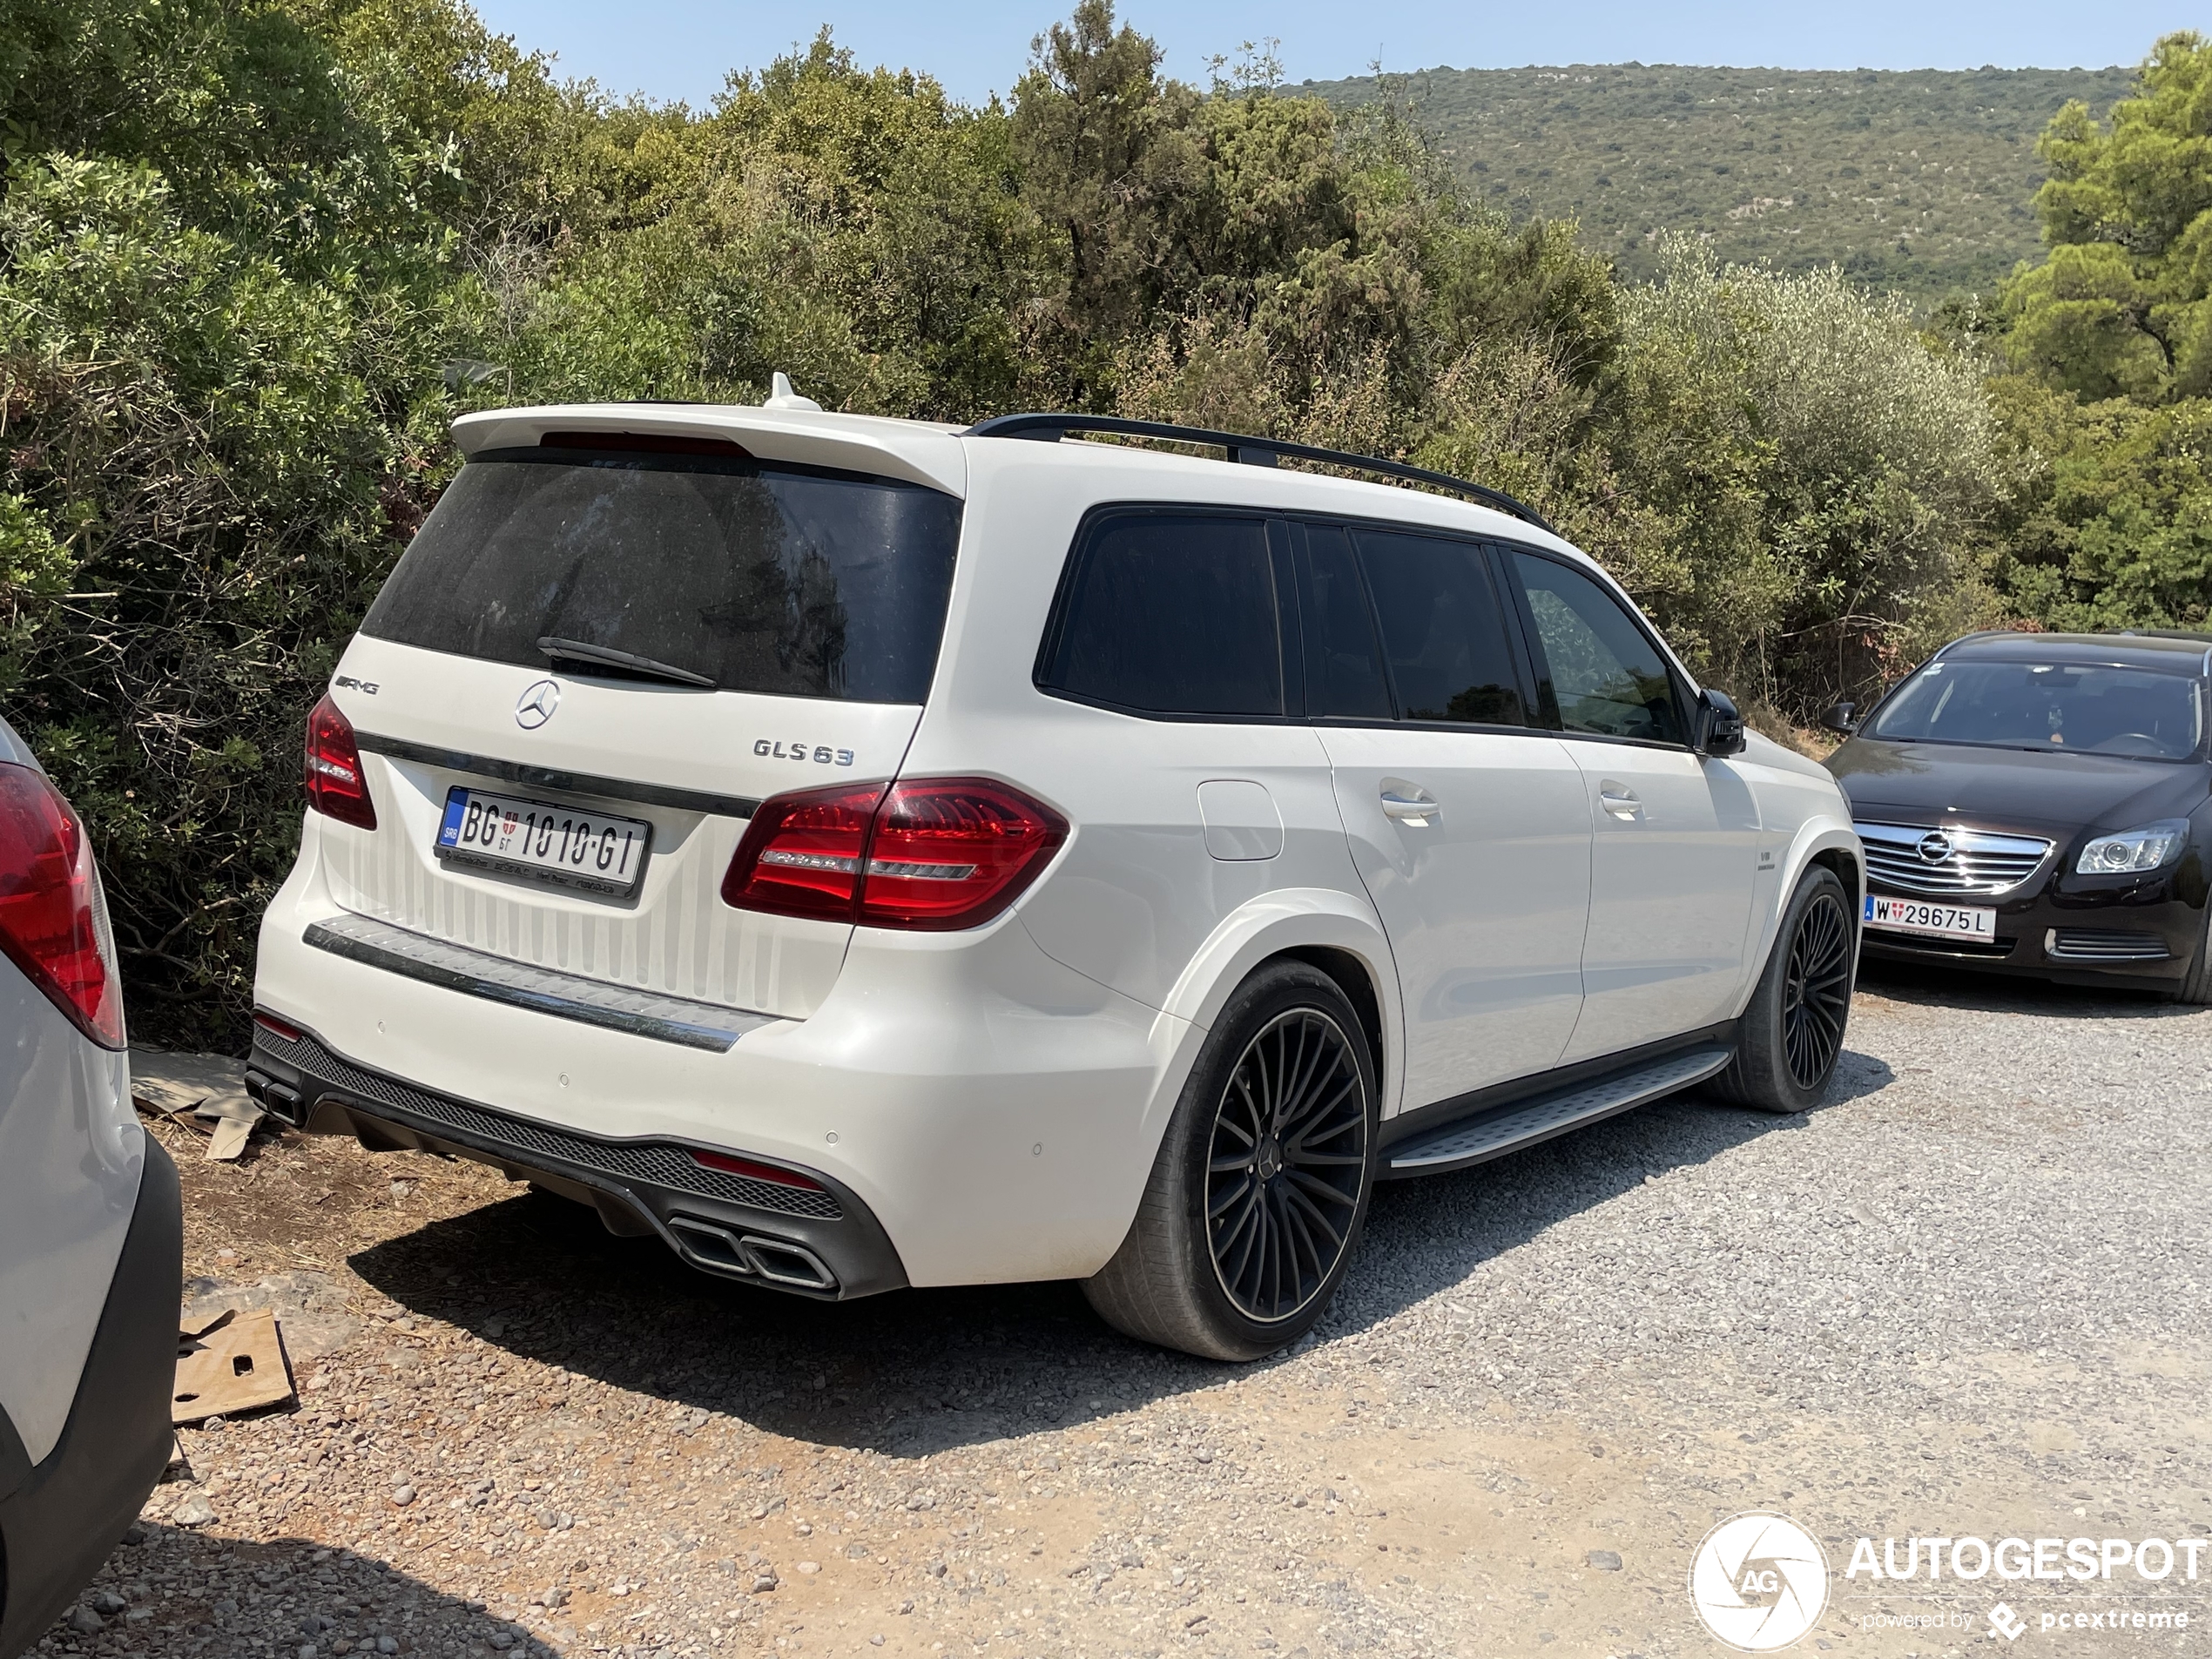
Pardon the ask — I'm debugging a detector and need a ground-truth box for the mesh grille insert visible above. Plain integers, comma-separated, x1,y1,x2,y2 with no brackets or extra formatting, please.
256,1027,841,1220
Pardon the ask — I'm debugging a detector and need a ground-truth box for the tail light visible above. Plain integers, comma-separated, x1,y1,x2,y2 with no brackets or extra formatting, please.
858,779,1069,928
720,781,889,922
722,777,1067,931
305,693,376,829
0,761,126,1049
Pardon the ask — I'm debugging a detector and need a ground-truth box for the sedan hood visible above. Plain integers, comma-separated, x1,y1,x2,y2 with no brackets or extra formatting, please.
1826,738,2210,838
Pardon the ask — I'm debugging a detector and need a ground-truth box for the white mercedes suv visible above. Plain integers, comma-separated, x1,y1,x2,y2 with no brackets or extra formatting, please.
249,399,1861,1360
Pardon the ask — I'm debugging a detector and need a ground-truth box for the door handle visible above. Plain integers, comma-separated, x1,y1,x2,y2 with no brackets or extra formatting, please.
1599,783,1643,820
1379,786,1440,825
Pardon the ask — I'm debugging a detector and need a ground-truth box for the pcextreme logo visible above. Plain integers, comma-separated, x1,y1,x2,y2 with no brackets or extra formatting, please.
1689,1512,1830,1651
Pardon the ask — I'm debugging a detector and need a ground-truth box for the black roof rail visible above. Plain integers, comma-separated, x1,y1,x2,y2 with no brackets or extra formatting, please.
962,412,1555,534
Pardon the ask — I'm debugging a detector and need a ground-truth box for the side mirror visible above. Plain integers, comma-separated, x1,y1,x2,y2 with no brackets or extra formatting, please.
1820,701,1858,737
1697,688,1746,758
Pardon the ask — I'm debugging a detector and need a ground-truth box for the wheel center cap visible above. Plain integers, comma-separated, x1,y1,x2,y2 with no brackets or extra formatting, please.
1256,1138,1284,1180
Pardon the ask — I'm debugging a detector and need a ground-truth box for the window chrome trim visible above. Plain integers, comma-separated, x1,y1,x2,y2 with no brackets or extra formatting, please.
303,913,779,1052
355,732,761,820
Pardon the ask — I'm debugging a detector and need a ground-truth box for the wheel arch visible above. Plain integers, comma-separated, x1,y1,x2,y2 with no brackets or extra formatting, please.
1150,889,1406,1124
1733,821,1863,1021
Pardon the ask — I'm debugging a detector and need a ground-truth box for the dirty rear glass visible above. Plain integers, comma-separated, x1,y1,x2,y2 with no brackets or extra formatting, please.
361,448,962,704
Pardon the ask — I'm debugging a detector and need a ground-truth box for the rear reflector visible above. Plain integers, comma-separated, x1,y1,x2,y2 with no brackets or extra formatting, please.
689,1149,827,1191
253,1008,305,1042
720,777,1066,931
305,693,377,829
0,761,126,1049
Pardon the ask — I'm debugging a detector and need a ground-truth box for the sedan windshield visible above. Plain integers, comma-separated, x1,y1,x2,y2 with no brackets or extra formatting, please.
1867,659,2205,759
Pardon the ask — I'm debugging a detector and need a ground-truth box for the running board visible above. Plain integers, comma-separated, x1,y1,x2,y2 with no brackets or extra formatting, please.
1382,1043,1734,1179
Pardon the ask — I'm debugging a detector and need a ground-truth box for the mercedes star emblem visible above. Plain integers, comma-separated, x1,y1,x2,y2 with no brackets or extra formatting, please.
515,678,561,730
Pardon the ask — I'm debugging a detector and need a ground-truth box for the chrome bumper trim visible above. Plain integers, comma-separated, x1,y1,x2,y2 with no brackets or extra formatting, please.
303,912,779,1052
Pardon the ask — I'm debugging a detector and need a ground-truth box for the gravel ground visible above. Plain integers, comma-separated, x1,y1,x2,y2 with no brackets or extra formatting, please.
36,961,2212,1659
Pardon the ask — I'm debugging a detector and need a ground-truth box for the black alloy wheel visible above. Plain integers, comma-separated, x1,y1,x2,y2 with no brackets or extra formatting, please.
1710,863,1857,1114
1204,1008,1370,1325
1781,888,1853,1089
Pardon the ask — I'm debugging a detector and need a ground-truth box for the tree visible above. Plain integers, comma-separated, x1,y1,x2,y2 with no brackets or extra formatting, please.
2005,31,2212,400
1993,32,2212,631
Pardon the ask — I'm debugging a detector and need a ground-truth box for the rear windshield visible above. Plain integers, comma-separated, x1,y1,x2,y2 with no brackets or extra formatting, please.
361,448,961,703
1868,659,2206,759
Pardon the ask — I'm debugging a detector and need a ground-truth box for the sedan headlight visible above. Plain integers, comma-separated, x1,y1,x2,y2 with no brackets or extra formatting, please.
2076,819,2189,874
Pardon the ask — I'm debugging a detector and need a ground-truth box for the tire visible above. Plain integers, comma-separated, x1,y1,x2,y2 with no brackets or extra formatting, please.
1083,961,1379,1360
1711,865,1856,1114
2177,902,2212,1005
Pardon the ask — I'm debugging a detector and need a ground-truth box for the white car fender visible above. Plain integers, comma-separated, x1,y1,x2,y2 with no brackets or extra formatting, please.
1734,819,1865,1019
1141,888,1407,1147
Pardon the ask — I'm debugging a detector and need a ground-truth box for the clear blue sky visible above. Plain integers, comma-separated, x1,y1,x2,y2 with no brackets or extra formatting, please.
472,1,2202,105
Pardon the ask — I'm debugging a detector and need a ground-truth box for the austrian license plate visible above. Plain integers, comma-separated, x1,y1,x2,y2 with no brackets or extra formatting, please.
435,787,652,896
1864,894,1996,941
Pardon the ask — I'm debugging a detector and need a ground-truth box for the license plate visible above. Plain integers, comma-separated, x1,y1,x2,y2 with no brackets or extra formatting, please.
435,787,652,896
1864,894,1996,941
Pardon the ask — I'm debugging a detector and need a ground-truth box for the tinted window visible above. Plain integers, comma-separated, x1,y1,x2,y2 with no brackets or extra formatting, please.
1868,660,2204,759
1509,552,1684,745
1039,514,1284,718
1357,531,1526,725
1299,526,1392,719
362,448,961,703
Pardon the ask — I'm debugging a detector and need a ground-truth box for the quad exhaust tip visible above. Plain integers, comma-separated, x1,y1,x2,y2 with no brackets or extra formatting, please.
667,1215,838,1291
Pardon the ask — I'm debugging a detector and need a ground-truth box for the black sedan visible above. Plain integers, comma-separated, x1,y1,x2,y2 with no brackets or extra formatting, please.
1824,630,2211,1001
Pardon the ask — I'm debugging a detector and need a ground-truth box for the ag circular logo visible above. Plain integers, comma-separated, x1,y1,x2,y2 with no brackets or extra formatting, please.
1917,830,1953,864
515,678,561,731
1689,1512,1829,1652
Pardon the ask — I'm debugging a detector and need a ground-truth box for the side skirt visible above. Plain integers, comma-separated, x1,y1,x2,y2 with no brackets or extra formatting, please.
1379,1028,1735,1181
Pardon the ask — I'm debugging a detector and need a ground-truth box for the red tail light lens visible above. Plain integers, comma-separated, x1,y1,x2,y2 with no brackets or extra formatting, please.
0,762,126,1049
719,780,889,921
858,779,1068,930
305,693,376,829
722,777,1067,931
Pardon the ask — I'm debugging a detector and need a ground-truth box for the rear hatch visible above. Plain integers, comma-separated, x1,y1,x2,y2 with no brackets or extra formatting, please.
316,414,965,1021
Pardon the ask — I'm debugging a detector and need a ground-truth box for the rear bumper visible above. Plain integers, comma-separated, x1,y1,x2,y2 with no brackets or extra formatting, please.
248,1022,909,1299
1860,874,2206,990
0,1138,180,1659
252,840,1185,1286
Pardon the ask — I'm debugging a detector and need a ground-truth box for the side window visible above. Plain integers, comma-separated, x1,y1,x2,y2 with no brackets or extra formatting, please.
1037,513,1284,718
1507,551,1685,745
1355,529,1527,726
1298,525,1392,719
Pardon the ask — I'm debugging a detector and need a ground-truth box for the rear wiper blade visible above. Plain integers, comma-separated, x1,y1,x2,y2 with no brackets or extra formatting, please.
536,637,716,690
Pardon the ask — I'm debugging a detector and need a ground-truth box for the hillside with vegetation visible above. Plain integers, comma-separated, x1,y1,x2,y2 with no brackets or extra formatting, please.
0,0,2206,1042
1302,63,2137,299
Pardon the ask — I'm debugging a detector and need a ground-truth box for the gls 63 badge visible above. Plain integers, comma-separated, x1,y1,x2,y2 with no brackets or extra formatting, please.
756,738,855,767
